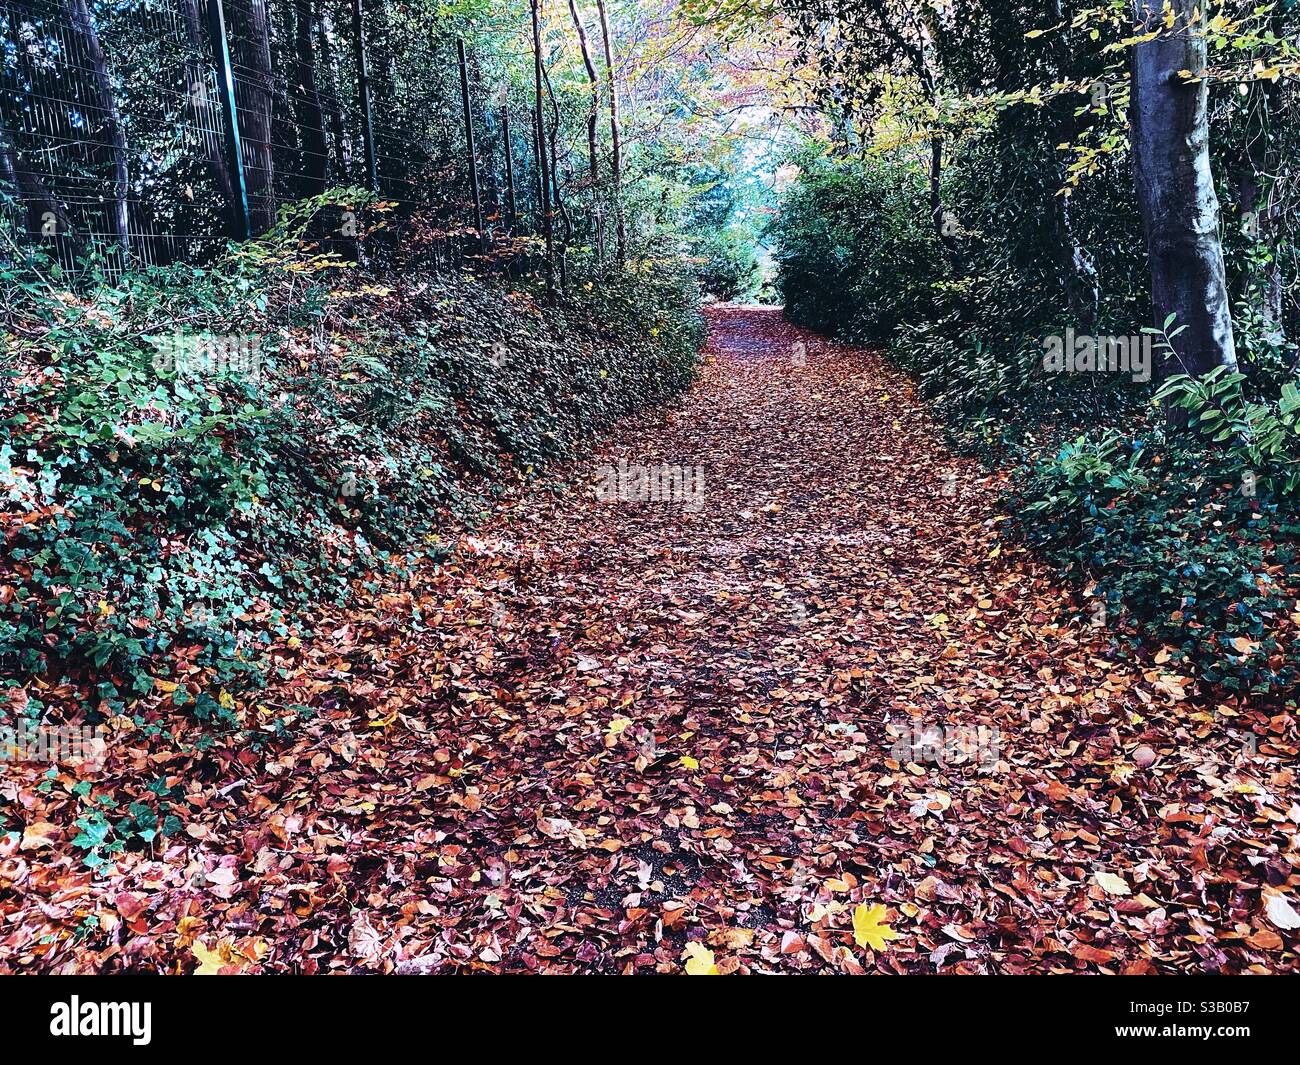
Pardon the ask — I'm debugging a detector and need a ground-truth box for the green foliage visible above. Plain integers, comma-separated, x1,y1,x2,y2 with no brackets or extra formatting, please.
771,124,1298,695
0,196,703,717
1012,427,1300,694
770,148,941,343
696,224,761,301
1155,365,1300,496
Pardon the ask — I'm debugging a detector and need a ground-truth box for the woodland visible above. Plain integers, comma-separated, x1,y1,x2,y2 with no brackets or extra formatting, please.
0,0,1299,977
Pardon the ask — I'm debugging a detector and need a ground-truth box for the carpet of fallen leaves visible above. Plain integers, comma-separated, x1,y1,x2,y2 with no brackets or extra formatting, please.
4,306,1300,974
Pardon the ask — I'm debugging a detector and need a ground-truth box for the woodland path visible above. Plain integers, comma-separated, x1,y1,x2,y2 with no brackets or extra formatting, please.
10,307,1293,974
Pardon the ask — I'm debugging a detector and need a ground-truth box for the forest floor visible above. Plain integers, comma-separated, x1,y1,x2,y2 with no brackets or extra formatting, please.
5,306,1299,974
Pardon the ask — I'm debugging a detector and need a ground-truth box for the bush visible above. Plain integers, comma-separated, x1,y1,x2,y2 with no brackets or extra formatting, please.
769,147,942,343
0,194,704,719
1011,427,1300,694
771,133,1299,696
695,224,760,301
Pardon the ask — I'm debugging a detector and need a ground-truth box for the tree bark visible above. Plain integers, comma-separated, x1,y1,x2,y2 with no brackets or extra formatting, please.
595,0,625,260
230,0,277,233
531,0,556,301
0,122,78,262
65,0,130,254
1130,0,1237,382
543,60,571,291
501,107,518,232
316,1,351,176
567,0,603,258
293,0,329,195
458,39,484,244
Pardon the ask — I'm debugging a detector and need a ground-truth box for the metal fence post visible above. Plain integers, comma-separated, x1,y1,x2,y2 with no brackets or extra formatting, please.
457,39,483,244
352,0,378,192
205,0,252,240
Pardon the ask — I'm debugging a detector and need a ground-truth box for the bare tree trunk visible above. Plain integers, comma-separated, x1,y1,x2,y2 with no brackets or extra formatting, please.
293,0,328,194
567,0,600,183
1130,0,1237,386
316,0,351,177
543,61,571,292
458,39,484,245
0,122,78,263
595,0,625,260
65,0,129,254
567,0,602,259
231,0,277,234
531,0,556,301
179,0,238,221
501,107,518,232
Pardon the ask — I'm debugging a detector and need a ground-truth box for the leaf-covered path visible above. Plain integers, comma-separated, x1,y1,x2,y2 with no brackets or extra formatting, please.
8,307,1299,974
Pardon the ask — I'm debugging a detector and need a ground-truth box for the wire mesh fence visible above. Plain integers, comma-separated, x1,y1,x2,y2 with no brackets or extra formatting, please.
0,0,560,271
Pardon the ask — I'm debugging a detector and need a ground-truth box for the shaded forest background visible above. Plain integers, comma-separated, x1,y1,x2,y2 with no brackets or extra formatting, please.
2,0,1299,784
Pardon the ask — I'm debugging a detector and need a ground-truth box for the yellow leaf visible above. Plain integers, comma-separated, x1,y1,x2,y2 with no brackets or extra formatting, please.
683,941,720,975
1094,871,1131,896
852,903,900,951
679,755,699,770
192,940,229,975
606,716,632,737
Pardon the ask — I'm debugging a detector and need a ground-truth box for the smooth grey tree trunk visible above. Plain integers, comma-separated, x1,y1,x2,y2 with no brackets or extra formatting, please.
179,0,238,227
65,0,130,255
1130,0,1237,382
231,0,277,234
293,0,329,195
595,0,625,260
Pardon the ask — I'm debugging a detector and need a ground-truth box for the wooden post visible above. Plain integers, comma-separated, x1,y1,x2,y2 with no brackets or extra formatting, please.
457,39,483,245
351,0,378,191
206,0,251,239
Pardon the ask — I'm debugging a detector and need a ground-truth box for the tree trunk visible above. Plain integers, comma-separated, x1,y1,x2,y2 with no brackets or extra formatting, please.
502,107,518,232
595,0,625,260
458,39,484,245
543,60,571,292
567,0,602,258
531,0,556,301
0,122,78,263
230,0,277,233
293,0,328,195
316,1,351,177
1130,0,1237,383
179,0,237,220
65,0,130,255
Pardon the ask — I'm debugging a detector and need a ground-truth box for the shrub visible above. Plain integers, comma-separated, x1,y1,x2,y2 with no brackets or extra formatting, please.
0,194,704,718
1011,427,1300,694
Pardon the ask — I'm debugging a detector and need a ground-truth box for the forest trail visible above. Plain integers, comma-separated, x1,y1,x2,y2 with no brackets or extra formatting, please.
11,308,1291,974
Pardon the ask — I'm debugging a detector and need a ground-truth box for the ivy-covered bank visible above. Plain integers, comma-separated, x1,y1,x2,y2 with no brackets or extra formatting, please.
772,150,1300,698
1,197,704,722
